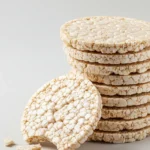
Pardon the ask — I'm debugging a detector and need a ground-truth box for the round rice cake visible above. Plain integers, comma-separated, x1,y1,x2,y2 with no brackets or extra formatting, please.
102,103,150,120
21,74,102,150
67,55,150,75
88,126,150,143
95,82,150,96
97,115,150,131
60,16,150,54
65,45,150,64
102,93,150,107
70,69,150,96
82,70,150,85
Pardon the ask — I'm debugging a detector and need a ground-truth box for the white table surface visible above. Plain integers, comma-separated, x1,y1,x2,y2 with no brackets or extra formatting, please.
0,0,150,149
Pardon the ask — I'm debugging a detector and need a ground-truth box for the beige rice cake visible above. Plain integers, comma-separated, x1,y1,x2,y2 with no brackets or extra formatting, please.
82,70,150,85
102,93,150,107
88,126,150,143
65,45,150,64
60,16,150,54
97,115,150,131
70,69,150,95
16,144,41,150
68,55,150,75
95,82,150,96
102,103,150,119
21,74,102,150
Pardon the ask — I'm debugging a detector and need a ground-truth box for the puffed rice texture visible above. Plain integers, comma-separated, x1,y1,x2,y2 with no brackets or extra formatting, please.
68,55,150,75
61,16,150,53
21,74,102,150
88,126,150,143
97,115,150,131
81,70,150,85
102,93,150,107
65,45,150,64
70,69,150,96
95,82,150,96
102,102,150,119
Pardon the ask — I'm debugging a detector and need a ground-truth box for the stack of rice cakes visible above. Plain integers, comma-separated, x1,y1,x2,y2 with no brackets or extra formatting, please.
60,16,150,143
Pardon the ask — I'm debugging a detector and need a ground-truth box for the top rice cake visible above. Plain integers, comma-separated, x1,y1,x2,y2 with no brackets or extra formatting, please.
60,16,150,54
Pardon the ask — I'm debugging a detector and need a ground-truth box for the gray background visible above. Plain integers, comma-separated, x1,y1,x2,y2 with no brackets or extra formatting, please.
0,0,150,149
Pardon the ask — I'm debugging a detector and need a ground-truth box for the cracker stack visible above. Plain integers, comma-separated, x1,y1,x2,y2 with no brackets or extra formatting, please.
60,16,150,143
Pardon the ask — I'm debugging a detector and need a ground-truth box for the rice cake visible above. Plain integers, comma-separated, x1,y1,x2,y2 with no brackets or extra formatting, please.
81,70,150,85
68,55,150,75
102,103,150,119
97,115,150,131
65,45,150,64
102,93,150,107
61,16,150,54
21,74,102,150
88,126,150,143
95,82,150,96
70,69,150,96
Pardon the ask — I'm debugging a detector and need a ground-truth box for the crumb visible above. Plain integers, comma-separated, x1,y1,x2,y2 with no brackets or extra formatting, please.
16,144,41,150
4,137,15,147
